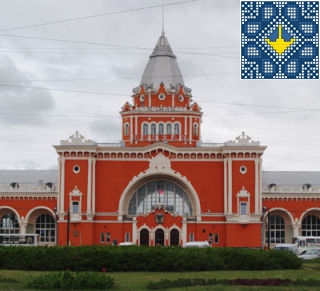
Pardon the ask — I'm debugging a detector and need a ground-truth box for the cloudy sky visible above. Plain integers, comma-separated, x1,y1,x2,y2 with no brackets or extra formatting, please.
0,0,319,171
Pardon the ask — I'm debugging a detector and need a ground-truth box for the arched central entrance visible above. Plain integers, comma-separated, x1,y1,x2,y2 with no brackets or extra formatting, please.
155,229,164,246
170,229,179,246
140,228,149,246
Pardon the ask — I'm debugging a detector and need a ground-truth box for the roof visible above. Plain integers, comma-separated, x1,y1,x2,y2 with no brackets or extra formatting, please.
262,171,320,186
0,170,58,184
0,170,319,187
140,32,185,90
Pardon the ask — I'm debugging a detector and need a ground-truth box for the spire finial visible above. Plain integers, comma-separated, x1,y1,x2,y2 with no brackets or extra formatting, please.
161,5,165,36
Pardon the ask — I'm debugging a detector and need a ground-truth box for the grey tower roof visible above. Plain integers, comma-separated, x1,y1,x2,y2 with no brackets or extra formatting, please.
140,32,185,90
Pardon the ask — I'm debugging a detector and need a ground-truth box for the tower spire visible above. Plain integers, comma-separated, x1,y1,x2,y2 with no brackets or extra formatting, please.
161,5,165,36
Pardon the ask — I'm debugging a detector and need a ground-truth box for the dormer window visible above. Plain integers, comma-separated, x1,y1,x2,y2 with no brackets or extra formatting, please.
268,183,276,191
303,183,312,191
10,182,19,189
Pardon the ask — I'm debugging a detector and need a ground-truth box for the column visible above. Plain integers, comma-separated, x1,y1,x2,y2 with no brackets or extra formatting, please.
254,158,260,214
59,157,65,218
86,157,93,220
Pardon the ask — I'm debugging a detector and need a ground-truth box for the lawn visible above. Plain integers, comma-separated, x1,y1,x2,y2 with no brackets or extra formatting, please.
1,264,320,291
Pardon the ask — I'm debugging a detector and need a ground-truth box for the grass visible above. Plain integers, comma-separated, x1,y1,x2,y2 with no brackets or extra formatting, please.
1,264,320,291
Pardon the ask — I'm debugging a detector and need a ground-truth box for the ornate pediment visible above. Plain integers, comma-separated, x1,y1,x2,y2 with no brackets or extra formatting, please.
225,132,260,146
236,186,251,197
60,131,96,145
148,153,171,172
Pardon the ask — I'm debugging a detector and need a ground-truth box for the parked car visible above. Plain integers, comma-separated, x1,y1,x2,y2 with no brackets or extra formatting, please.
297,248,320,260
183,241,210,248
118,242,136,246
273,243,299,254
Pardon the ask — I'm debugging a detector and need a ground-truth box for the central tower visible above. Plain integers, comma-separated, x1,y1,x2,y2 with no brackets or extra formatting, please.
120,32,202,147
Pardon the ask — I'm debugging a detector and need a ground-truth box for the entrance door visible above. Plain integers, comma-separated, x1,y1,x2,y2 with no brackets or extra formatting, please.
170,229,179,246
140,229,149,246
155,229,164,246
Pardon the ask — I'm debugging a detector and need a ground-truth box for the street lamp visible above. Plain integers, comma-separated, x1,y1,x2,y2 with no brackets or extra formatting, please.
67,208,70,246
54,206,59,246
263,206,271,250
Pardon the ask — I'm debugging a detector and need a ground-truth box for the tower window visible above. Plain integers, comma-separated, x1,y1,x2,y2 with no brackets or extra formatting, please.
142,123,148,135
124,123,129,136
193,123,198,136
166,123,172,135
174,123,180,135
151,123,156,135
159,123,164,134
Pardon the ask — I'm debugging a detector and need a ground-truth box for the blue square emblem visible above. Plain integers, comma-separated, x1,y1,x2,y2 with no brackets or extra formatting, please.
241,1,319,79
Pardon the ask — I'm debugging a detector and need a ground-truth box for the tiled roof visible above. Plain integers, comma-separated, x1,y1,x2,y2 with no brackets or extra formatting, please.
0,170,319,187
262,171,320,186
140,32,185,90
0,170,58,184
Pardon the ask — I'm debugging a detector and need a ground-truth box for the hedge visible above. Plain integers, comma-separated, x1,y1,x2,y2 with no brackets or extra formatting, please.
0,246,303,271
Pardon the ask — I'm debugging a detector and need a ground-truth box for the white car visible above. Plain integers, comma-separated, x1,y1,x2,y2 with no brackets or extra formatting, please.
273,243,298,254
183,241,210,248
118,242,136,246
298,248,320,260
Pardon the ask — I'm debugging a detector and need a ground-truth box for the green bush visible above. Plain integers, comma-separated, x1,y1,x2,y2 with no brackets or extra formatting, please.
26,271,115,290
0,246,303,272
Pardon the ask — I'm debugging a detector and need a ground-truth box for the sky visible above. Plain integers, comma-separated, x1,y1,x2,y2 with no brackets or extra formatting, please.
0,0,319,171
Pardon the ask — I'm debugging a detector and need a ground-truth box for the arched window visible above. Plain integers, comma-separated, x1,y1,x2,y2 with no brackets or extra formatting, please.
128,180,192,216
174,123,180,135
151,123,156,135
266,214,285,244
35,214,55,243
124,123,129,136
0,213,19,234
159,123,164,134
142,123,148,135
166,123,172,135
302,215,320,236
193,123,198,136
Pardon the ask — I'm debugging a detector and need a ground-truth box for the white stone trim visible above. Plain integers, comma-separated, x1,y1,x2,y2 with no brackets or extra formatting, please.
118,153,201,221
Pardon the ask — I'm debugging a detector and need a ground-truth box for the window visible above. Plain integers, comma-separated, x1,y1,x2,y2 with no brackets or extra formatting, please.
266,215,285,244
166,123,172,135
124,123,129,136
72,201,79,213
193,123,198,136
159,123,164,134
158,93,166,100
240,202,247,215
174,123,180,134
142,123,148,135
151,123,156,135
100,232,105,242
128,180,193,216
106,232,111,242
214,233,219,244
125,232,130,242
0,213,19,234
302,215,320,236
189,232,194,242
35,214,55,243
